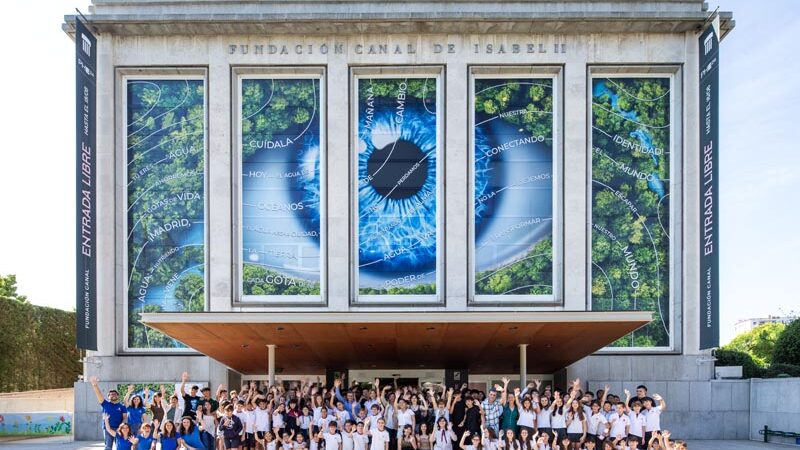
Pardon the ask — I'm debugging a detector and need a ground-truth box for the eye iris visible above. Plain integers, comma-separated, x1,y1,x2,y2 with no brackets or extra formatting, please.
367,139,428,199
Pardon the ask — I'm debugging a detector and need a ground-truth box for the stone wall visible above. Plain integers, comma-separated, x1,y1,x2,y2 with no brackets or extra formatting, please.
749,378,800,445
570,355,751,440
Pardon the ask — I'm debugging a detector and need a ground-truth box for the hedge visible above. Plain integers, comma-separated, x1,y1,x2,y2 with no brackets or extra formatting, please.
714,348,764,378
0,297,82,392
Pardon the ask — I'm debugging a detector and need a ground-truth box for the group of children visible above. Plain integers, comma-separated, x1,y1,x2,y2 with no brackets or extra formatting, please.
91,372,682,450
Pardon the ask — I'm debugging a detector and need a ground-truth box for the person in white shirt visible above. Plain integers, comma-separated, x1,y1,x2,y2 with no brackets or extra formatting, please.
237,401,257,450
430,389,452,423
263,431,278,450
365,404,384,432
342,421,356,450
394,398,416,439
299,406,314,439
516,398,537,436
323,422,343,450
296,433,309,450
458,430,483,450
255,398,273,449
624,398,645,450
281,430,297,450
369,418,391,450
564,399,586,449
534,397,552,437
309,430,321,450
481,426,499,450
318,408,334,433
353,422,370,450
356,408,369,426
608,403,630,442
586,402,608,446
431,417,456,450
642,394,666,445
273,403,287,436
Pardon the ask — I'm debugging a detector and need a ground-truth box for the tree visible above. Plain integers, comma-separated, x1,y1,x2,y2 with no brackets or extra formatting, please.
722,322,785,366
773,319,800,366
0,274,27,303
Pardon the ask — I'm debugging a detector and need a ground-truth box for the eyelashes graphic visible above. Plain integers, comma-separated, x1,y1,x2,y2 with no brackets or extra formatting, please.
357,103,438,275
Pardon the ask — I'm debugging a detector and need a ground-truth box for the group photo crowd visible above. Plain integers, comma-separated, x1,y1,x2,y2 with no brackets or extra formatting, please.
90,374,678,450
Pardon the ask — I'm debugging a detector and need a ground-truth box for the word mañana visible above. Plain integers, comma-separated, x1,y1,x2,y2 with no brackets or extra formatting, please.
227,42,567,56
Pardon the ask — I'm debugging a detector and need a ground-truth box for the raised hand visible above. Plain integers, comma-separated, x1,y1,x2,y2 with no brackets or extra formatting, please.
493,384,503,392
623,389,630,397
501,377,509,385
90,376,99,385
513,388,520,397
128,384,135,393
182,372,189,382
653,393,662,401
603,384,610,393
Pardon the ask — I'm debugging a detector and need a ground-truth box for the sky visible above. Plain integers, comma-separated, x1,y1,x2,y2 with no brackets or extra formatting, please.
0,0,797,345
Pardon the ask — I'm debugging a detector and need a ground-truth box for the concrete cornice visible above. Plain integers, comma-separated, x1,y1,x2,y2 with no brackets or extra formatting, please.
63,0,734,38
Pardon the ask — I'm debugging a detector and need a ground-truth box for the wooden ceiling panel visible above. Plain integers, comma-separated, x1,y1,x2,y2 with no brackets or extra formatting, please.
142,311,651,375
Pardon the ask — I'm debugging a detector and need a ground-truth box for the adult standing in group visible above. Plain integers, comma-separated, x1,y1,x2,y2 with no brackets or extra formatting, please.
90,375,128,450
495,378,518,435
626,386,653,409
180,371,203,418
334,378,362,421
480,387,503,434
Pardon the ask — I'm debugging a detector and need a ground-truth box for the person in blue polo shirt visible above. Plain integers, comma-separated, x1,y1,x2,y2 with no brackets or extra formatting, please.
91,376,129,450
333,378,361,421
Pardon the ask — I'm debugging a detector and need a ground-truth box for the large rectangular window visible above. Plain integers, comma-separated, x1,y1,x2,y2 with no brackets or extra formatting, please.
352,69,443,303
124,73,207,350
236,68,325,303
470,69,559,304
590,72,675,349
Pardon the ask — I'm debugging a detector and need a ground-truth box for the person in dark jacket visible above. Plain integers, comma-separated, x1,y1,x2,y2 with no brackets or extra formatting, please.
219,404,245,450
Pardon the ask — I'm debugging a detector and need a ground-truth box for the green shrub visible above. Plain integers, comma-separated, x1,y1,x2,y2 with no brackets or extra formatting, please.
773,319,800,366
763,363,800,378
0,297,81,392
715,348,764,378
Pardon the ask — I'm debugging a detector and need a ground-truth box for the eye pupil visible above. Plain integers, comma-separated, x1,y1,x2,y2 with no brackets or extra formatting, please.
367,139,428,200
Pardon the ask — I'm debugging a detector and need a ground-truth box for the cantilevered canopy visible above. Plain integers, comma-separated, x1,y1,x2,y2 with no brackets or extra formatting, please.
141,311,651,374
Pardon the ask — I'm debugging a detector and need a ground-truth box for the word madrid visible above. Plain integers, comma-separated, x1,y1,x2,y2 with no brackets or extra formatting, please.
228,41,567,56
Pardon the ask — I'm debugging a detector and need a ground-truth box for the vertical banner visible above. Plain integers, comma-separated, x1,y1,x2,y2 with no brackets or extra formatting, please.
75,19,97,350
126,77,206,349
239,75,324,300
699,24,720,349
355,77,440,300
590,76,672,348
472,77,554,300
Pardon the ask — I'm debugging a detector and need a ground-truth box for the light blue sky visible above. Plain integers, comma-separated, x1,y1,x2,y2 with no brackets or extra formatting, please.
0,0,796,344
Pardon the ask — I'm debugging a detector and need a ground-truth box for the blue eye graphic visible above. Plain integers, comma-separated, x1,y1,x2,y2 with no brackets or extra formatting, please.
357,79,438,289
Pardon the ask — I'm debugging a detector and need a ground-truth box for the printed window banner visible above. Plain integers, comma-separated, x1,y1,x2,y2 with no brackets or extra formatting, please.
125,77,206,349
355,76,441,300
472,77,555,300
590,76,672,348
239,75,324,301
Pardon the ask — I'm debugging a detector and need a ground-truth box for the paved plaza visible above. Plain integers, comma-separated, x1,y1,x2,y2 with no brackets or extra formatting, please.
0,439,793,450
